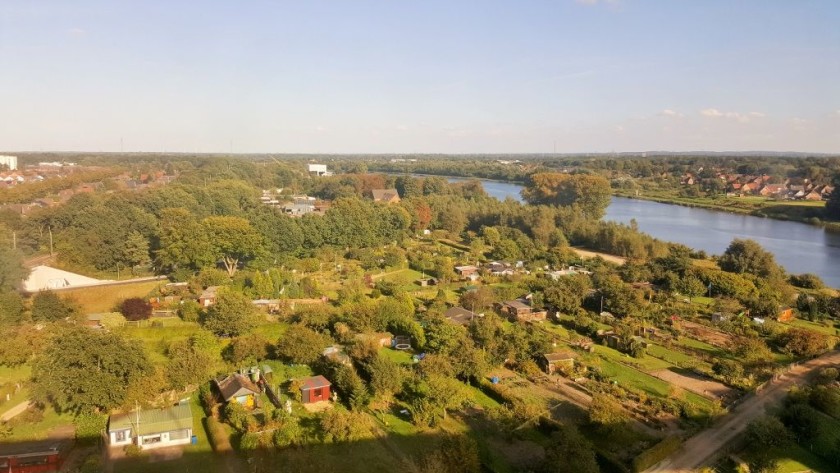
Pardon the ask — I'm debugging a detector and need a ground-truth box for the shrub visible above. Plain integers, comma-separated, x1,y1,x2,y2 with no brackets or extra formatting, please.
120,298,152,321
74,412,107,445
632,436,683,472
124,444,143,457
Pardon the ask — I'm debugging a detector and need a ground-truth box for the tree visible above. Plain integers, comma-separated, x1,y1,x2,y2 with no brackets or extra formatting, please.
588,394,629,434
731,336,773,365
166,334,217,390
746,416,792,448
155,208,214,271
824,173,840,220
718,239,784,279
31,291,76,322
275,324,330,365
0,324,48,366
521,172,612,219
31,326,151,413
202,216,264,276
0,245,27,291
201,289,261,337
121,231,151,275
773,328,833,358
543,274,591,314
0,291,25,325
120,297,152,321
540,423,599,473
676,275,706,302
368,354,403,400
222,333,269,365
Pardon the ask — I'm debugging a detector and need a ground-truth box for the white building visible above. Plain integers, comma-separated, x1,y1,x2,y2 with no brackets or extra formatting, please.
307,164,330,176
108,403,193,450
0,155,17,171
22,265,110,292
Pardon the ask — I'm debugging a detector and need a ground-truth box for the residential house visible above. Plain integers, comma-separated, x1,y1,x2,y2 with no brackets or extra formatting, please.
541,351,577,375
199,286,219,307
371,189,400,204
444,307,481,326
0,439,71,473
804,190,822,201
107,403,193,450
308,164,329,176
215,373,261,408
300,375,332,404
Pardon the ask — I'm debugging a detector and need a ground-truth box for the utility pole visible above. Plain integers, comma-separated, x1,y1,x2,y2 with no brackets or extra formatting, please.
48,226,54,256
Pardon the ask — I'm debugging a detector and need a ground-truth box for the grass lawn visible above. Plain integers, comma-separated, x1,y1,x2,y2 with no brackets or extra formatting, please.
0,364,31,384
379,348,416,365
596,357,672,398
253,321,289,340
785,318,840,337
646,344,712,371
119,320,206,364
5,406,75,441
59,280,163,313
676,336,731,359
771,444,838,473
690,296,714,306
464,384,502,410
594,345,673,372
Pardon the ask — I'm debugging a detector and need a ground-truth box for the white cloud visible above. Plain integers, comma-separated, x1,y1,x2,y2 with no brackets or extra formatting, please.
660,109,684,118
700,108,765,123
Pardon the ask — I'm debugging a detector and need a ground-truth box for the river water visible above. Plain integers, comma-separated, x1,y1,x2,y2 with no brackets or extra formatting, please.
448,177,840,287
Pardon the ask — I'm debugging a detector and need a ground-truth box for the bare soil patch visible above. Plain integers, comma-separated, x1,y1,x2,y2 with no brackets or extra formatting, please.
681,321,733,348
650,369,733,401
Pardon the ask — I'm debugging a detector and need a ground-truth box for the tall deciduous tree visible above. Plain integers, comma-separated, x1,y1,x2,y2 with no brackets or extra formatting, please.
203,216,264,276
31,291,76,322
521,173,612,219
32,327,151,413
824,174,840,220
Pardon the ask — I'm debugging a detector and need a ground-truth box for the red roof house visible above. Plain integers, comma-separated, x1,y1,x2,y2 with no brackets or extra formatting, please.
300,375,331,404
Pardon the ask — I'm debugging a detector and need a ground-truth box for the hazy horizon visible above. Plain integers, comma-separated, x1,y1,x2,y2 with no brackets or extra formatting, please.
2,1,839,154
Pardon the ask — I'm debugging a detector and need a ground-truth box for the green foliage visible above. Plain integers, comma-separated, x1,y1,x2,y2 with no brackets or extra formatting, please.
773,328,833,358
222,333,269,365
124,443,144,457
719,238,785,279
0,291,25,325
588,393,629,434
275,324,331,365
32,326,152,413
178,299,201,322
0,324,47,366
522,172,612,219
203,215,265,276
74,411,108,445
824,173,840,220
165,335,216,390
0,245,27,291
746,416,792,448
31,291,76,322
201,289,261,337
224,401,248,431
631,436,683,473
540,423,600,473
788,273,825,289
543,274,591,314
319,408,373,443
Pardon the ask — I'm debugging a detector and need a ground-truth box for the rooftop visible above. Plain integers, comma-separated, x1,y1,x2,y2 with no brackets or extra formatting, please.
108,403,193,437
301,375,331,390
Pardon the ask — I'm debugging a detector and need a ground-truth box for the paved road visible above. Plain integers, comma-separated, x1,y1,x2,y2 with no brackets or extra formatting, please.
646,350,840,472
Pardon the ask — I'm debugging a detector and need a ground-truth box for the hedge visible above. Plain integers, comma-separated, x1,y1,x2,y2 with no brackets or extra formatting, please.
632,435,683,472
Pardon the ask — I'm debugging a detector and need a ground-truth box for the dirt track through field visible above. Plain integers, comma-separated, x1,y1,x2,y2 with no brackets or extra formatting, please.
649,369,733,400
645,350,840,472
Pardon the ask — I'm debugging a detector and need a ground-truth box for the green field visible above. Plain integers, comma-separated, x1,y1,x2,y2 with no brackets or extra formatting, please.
646,343,712,371
59,280,164,313
785,318,840,337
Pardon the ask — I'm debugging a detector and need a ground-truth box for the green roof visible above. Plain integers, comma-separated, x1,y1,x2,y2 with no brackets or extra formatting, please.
109,403,193,437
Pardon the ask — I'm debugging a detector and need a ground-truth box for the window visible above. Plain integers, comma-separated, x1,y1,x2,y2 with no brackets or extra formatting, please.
169,429,190,440
115,430,128,442
313,388,323,398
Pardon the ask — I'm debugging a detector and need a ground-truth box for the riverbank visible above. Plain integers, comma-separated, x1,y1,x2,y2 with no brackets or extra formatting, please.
612,191,840,232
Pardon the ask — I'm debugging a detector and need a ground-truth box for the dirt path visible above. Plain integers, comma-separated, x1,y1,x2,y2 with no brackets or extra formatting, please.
645,350,840,472
0,400,32,421
571,248,627,265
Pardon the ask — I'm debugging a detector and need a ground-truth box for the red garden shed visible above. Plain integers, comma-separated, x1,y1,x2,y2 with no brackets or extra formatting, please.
300,375,331,404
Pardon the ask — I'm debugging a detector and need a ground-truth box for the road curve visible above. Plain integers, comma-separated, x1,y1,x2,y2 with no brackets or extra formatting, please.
645,349,840,473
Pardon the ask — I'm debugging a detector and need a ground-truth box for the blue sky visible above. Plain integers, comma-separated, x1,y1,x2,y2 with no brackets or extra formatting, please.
1,0,839,153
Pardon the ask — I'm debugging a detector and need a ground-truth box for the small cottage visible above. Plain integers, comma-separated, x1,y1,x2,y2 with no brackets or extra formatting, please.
542,351,577,375
0,439,71,473
444,307,481,326
199,286,219,307
300,375,332,404
215,373,261,408
107,403,193,450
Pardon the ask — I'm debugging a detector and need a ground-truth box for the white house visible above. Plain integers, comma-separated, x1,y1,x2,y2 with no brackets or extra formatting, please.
0,155,17,171
307,164,330,176
107,403,193,450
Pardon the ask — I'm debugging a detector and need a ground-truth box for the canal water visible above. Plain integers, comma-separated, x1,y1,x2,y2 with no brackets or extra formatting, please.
447,177,840,287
